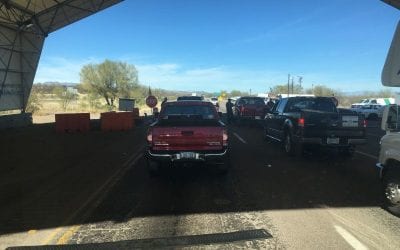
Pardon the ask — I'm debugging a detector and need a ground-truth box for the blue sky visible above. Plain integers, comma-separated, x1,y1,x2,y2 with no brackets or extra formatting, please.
35,0,400,93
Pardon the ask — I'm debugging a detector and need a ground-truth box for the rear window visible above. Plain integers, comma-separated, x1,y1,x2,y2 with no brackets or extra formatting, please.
287,98,337,113
177,96,203,101
161,104,217,119
238,98,264,105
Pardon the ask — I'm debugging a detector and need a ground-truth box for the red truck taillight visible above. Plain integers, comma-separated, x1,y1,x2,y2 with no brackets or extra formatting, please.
298,118,305,127
363,119,367,128
147,128,153,144
223,129,228,146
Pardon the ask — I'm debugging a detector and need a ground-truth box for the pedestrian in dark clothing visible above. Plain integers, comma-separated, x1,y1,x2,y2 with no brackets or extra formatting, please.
226,99,234,124
161,97,168,108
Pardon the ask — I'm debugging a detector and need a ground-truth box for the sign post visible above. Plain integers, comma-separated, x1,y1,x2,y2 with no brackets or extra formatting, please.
146,95,158,114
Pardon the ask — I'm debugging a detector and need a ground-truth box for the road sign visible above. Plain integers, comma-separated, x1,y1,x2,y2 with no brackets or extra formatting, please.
146,95,158,108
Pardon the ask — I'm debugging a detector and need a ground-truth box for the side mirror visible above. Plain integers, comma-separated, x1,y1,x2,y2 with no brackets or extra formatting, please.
381,105,399,131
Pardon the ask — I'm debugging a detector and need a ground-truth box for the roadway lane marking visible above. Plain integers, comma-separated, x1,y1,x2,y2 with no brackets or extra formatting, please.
233,132,247,144
355,151,378,160
334,225,368,250
42,146,145,245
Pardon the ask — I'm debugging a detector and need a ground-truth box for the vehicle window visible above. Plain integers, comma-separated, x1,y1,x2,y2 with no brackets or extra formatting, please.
240,98,264,105
161,105,216,119
277,99,287,113
371,100,377,104
286,98,336,113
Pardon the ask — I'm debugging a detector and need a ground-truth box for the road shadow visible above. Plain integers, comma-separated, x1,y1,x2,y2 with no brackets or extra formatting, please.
0,122,387,238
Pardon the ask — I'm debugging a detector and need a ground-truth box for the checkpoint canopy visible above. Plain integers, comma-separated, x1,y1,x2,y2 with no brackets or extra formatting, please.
0,0,122,112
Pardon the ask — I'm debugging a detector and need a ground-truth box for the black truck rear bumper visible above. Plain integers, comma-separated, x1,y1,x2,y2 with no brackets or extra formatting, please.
295,137,367,146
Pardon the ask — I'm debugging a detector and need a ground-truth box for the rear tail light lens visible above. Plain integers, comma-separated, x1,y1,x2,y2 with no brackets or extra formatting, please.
223,129,228,146
298,118,305,127
147,129,153,143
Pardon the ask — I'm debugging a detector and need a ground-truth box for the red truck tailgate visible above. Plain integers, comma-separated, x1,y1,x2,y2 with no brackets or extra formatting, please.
152,126,224,151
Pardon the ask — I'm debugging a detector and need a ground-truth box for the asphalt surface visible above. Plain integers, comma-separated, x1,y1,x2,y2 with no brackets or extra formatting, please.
1,119,400,249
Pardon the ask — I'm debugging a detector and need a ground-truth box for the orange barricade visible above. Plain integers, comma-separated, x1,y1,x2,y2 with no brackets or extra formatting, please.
100,112,134,131
55,113,90,133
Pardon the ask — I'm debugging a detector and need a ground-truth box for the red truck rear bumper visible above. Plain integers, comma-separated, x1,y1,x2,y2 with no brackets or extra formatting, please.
146,148,229,164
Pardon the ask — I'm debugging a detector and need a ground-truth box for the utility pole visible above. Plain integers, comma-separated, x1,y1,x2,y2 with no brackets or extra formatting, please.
298,76,303,88
287,74,290,97
291,77,294,94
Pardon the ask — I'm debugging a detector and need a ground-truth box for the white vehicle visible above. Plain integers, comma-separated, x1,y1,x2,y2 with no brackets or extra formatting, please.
377,18,400,217
351,104,385,120
351,98,395,108
376,105,400,216
210,97,218,106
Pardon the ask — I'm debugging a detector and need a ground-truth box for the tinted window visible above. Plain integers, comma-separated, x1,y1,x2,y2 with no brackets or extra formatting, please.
177,96,203,101
239,97,265,105
287,98,336,113
161,104,216,119
277,99,287,113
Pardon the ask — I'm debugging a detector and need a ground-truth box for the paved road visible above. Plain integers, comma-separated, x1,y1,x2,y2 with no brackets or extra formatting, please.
1,120,399,249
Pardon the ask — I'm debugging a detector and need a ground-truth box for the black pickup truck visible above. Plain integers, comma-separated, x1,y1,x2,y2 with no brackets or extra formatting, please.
264,96,367,156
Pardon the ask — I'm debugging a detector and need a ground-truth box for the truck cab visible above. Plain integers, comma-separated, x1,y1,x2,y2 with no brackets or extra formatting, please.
377,105,400,216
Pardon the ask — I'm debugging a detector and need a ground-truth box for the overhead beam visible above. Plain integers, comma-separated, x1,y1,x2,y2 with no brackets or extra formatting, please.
382,0,400,10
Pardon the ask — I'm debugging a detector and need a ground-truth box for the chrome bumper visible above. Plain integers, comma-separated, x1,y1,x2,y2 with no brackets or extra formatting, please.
147,149,229,162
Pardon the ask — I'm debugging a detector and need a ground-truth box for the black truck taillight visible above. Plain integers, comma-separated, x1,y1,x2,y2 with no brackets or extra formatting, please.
298,118,305,127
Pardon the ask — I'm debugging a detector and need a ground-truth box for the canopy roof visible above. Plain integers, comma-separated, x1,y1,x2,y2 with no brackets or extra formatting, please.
0,0,122,111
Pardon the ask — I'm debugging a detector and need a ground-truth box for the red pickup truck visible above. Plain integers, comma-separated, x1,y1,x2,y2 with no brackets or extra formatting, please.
146,101,230,175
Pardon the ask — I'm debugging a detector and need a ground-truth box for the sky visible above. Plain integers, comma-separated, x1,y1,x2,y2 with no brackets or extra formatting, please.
34,0,400,93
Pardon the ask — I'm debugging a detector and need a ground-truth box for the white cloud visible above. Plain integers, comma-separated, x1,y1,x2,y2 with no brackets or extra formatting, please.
35,57,100,83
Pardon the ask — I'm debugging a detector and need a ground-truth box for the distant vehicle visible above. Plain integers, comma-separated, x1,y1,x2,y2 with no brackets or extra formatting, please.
210,97,219,106
264,96,367,156
233,96,267,122
376,105,400,216
177,96,204,101
351,98,395,108
146,101,230,175
351,104,385,120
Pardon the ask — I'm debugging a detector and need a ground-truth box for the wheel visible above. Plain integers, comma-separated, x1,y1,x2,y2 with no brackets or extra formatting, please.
147,159,160,176
283,132,295,155
368,113,378,120
283,132,303,157
383,171,400,216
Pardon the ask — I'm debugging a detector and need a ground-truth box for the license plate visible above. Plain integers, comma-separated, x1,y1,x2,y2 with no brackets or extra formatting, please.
327,137,340,144
342,116,359,127
255,116,261,120
180,152,197,159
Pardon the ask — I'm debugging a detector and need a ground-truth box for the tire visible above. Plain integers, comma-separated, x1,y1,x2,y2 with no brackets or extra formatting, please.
147,159,160,177
383,171,400,217
283,132,295,156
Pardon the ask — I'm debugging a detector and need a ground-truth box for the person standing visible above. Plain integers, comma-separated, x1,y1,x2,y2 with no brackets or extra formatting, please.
161,97,168,108
226,99,234,124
